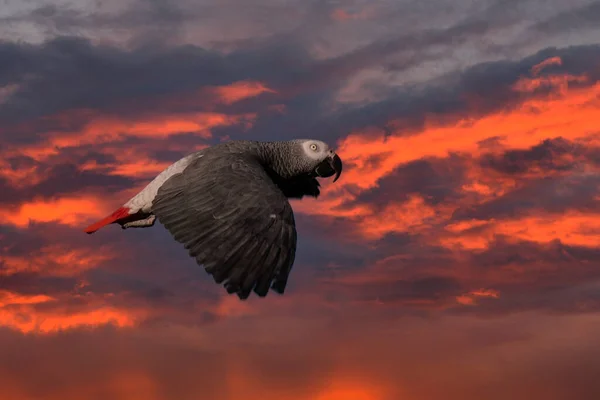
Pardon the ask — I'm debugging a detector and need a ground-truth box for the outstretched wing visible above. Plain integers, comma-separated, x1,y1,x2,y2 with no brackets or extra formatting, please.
151,151,297,299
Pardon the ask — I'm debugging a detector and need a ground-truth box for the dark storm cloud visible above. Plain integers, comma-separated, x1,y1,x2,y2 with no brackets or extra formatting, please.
336,275,464,304
31,163,133,196
480,138,579,175
0,40,597,302
0,273,78,304
317,233,600,315
455,239,600,315
278,17,493,92
346,154,470,211
313,237,463,303
1,0,192,45
544,43,600,79
0,224,45,252
0,2,599,326
0,162,135,206
0,26,596,150
0,220,225,326
341,136,600,234
150,149,191,163
0,4,600,400
471,236,600,271
312,43,600,143
0,36,240,126
455,161,600,221
0,8,520,145
533,1,600,33
0,34,335,145
0,225,80,294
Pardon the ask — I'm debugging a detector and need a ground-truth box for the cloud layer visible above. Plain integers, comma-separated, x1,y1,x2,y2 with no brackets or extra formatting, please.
2,0,600,398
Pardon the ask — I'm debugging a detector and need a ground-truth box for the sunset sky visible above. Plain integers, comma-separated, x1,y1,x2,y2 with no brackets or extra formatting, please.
2,0,600,399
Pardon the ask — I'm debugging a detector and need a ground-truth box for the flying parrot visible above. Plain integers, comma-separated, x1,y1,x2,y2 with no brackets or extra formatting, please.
84,139,343,300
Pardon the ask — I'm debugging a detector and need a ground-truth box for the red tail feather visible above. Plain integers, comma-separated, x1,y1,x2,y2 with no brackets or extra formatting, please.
84,207,131,234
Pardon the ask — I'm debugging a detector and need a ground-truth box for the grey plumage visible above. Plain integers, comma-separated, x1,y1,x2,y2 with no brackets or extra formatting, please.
151,139,342,300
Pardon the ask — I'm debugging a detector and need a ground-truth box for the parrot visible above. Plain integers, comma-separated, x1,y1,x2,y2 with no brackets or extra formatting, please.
84,139,343,300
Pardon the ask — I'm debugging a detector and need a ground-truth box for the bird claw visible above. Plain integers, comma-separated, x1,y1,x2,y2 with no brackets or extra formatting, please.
121,214,156,229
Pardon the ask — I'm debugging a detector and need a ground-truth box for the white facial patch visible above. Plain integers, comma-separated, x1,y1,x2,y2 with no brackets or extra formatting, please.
301,140,329,161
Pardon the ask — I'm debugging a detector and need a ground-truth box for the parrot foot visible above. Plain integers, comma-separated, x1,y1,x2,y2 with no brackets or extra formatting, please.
120,214,156,229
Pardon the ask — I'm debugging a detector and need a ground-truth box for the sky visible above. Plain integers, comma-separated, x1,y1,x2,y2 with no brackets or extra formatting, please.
1,0,600,399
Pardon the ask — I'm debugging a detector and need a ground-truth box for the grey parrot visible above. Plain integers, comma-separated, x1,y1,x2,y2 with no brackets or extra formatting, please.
84,139,343,299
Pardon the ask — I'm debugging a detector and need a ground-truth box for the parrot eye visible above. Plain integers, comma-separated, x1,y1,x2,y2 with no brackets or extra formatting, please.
310,144,318,151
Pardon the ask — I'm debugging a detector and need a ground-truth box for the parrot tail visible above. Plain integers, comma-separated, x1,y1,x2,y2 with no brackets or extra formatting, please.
84,207,132,234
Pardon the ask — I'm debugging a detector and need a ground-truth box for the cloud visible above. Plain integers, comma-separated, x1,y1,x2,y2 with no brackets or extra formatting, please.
534,1,600,33
0,298,137,334
478,137,580,176
0,196,109,228
0,36,273,127
0,243,112,276
1,311,600,399
213,80,276,104
0,9,600,400
0,43,598,321
349,154,470,209
313,50,600,197
0,6,546,140
444,212,600,250
0,5,600,399
0,161,135,204
455,288,500,306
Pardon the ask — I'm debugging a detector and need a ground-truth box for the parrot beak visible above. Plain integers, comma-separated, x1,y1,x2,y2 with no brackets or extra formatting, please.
314,151,343,182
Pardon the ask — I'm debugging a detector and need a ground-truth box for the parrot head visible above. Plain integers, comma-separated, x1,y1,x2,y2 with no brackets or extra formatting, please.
298,139,343,182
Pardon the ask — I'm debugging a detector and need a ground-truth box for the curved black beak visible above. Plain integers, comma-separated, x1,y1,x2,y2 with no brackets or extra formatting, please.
314,152,343,182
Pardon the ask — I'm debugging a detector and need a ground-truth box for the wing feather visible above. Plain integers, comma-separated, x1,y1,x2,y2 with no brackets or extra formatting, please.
152,149,298,299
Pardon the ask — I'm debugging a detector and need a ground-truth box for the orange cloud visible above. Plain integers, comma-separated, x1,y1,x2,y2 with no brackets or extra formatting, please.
532,56,563,76
0,244,112,276
0,157,48,189
1,108,255,179
213,80,276,104
294,69,600,250
442,212,600,250
105,158,173,179
0,290,55,307
0,290,139,334
512,73,588,94
456,289,500,306
46,111,254,148
0,305,136,334
336,73,600,192
80,141,210,181
294,193,451,240
359,195,445,240
0,196,109,228
0,105,258,198
292,189,371,220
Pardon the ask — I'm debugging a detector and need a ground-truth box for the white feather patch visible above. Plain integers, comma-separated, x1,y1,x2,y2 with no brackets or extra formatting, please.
124,153,201,213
